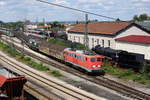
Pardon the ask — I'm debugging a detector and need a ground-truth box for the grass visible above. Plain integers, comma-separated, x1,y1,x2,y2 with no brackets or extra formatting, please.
0,41,63,77
47,38,87,50
49,70,63,77
102,62,150,86
47,38,71,47
1,41,150,85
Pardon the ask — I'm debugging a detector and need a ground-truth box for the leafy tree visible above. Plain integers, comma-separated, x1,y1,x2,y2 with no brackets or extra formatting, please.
49,21,66,33
116,18,121,22
38,22,45,26
133,15,139,21
133,13,150,22
76,20,79,24
0,20,3,24
139,14,149,21
2,21,24,30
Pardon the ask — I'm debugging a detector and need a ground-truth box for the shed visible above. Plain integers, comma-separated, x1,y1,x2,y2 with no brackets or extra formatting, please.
115,35,150,60
67,22,150,49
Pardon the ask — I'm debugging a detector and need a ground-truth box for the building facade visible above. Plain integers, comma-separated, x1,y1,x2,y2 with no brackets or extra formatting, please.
115,35,150,60
67,22,150,49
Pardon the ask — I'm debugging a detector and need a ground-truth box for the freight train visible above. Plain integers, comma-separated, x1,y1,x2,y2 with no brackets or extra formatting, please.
28,39,105,74
92,45,145,72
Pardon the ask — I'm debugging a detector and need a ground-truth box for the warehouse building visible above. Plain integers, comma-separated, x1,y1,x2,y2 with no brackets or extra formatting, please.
67,22,150,49
115,35,150,60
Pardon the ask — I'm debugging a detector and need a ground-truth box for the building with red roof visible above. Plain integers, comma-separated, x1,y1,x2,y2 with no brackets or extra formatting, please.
115,35,150,44
115,35,150,60
67,22,150,49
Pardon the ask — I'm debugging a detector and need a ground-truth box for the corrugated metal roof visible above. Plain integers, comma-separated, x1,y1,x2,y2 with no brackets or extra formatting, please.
0,75,7,87
136,21,150,31
0,67,16,78
115,35,150,44
68,22,132,35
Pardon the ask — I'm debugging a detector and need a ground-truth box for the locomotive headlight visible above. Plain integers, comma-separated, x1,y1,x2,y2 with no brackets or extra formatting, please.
97,65,101,67
92,65,96,68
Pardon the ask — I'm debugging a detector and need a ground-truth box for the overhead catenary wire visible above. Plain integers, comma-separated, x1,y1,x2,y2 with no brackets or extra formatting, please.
35,0,118,20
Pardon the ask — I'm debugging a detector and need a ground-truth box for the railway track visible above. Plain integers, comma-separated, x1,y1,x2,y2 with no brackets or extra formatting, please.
25,78,66,100
0,51,105,100
24,82,53,100
1,36,150,100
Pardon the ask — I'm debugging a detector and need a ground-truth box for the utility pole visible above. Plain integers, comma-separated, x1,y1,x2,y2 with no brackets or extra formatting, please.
36,17,39,26
84,13,89,50
43,18,45,25
22,21,25,56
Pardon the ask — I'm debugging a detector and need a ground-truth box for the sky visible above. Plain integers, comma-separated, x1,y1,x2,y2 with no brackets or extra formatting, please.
0,0,150,22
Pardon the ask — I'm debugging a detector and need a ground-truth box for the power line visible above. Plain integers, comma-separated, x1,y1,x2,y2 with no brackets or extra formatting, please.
35,0,118,20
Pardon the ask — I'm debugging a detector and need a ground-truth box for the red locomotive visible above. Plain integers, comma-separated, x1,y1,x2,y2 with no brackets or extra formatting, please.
63,48,105,73
28,39,105,74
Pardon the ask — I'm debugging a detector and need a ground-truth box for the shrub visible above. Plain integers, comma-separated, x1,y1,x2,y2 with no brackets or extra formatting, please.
47,38,86,50
30,61,49,71
50,70,63,77
118,69,134,78
23,57,31,61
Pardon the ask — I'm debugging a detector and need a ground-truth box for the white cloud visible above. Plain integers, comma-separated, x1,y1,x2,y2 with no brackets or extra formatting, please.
53,0,70,6
0,0,149,22
132,0,150,2
103,5,113,10
77,0,101,3
97,2,103,6
133,3,144,7
0,1,6,5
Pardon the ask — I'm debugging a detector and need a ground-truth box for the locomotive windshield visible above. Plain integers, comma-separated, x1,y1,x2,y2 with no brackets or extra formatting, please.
97,58,102,61
91,58,96,62
91,58,102,62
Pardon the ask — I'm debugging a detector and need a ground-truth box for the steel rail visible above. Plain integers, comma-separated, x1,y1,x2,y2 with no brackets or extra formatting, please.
1,36,150,100
0,54,97,100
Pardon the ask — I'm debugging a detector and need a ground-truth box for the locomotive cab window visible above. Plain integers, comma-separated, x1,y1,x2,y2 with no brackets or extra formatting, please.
91,58,96,62
97,58,102,61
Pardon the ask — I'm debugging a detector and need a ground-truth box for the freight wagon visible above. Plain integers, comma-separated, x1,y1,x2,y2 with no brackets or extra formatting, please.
28,39,105,74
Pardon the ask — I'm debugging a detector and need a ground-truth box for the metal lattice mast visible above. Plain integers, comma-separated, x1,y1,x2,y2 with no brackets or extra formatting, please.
84,14,89,50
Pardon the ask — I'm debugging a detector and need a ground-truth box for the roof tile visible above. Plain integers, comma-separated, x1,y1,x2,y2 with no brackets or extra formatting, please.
68,22,132,35
0,75,7,87
115,35,150,44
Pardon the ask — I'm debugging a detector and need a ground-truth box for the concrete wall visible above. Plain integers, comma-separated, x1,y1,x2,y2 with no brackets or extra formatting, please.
68,33,85,44
116,41,150,60
68,33,115,49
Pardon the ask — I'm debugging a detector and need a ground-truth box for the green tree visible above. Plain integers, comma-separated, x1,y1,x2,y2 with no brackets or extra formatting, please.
0,20,3,24
133,15,139,21
139,14,149,21
38,22,45,26
116,18,121,22
133,14,150,22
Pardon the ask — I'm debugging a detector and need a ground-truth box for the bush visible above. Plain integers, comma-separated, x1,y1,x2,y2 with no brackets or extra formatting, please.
132,74,142,81
50,70,63,77
47,38,86,50
102,62,150,85
118,69,134,78
0,41,49,71
23,57,31,61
